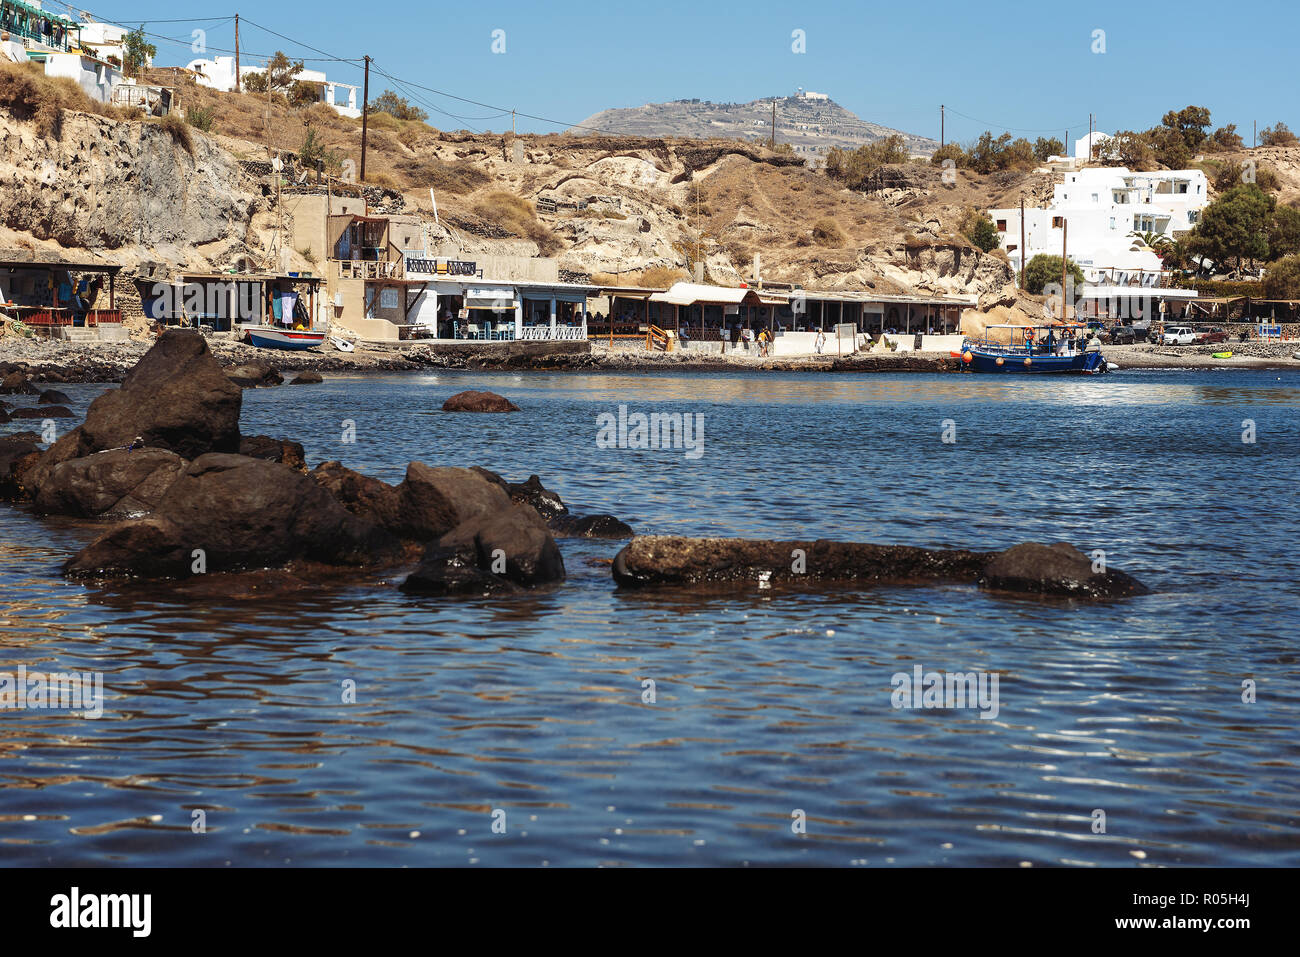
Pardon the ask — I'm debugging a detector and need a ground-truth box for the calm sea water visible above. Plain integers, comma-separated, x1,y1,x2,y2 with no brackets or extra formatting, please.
1,368,1298,867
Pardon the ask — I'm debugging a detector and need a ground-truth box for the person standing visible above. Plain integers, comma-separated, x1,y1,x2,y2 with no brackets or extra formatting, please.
816,328,826,354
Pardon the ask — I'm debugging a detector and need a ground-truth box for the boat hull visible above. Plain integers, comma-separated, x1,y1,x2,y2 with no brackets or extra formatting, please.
246,327,327,351
967,349,1107,374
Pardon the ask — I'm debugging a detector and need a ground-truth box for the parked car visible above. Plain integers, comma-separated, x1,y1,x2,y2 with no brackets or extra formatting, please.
1131,321,1153,342
1161,326,1196,345
1106,326,1137,344
1194,327,1230,344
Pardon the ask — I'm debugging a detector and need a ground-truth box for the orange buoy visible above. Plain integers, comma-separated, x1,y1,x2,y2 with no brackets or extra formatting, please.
1024,357,1032,366
995,356,1004,366
963,351,973,363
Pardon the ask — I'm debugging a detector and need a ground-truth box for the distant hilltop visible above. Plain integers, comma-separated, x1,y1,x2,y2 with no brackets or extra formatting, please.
573,90,938,160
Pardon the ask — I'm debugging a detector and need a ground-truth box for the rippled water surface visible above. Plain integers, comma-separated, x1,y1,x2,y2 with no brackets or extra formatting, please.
2,368,1298,866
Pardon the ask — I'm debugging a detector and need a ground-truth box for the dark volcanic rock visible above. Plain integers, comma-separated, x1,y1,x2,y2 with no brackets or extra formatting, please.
442,390,520,412
239,435,306,471
400,545,523,596
0,434,42,501
0,371,36,395
396,463,513,541
34,448,188,519
311,461,404,533
439,503,565,587
979,542,1149,599
38,389,72,405
551,513,635,539
10,405,74,419
64,454,399,578
0,408,8,424
471,467,568,520
288,371,323,385
226,363,283,388
612,536,992,589
81,330,242,458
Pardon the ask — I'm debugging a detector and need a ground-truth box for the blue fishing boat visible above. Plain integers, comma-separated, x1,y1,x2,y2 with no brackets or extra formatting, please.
959,324,1110,374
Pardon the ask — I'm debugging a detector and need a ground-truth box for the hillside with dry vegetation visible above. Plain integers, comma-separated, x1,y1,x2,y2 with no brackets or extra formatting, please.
5,65,1300,311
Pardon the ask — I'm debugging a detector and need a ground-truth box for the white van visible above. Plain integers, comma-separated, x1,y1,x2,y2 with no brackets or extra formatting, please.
1161,326,1196,345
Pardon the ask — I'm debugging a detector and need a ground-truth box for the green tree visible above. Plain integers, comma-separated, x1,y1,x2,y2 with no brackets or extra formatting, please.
1262,254,1300,299
960,209,1000,252
288,80,320,109
122,25,156,77
1160,105,1212,151
825,135,910,189
1267,205,1300,261
1259,122,1299,147
967,131,1011,173
1108,131,1155,169
1023,254,1085,295
1205,124,1244,151
1188,184,1275,270
263,51,304,92
368,90,429,122
929,142,967,169
1033,136,1064,162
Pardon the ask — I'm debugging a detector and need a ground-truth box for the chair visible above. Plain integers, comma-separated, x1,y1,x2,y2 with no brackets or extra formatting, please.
465,323,480,340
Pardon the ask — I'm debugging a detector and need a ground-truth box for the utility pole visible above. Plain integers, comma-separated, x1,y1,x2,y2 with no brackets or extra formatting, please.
940,104,944,150
511,110,515,135
770,100,776,149
360,55,371,183
234,14,240,93
1253,120,1257,149
1020,197,1026,291
1088,113,1093,160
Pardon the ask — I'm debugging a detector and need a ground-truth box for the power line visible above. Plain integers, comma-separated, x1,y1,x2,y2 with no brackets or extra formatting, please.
943,106,1090,136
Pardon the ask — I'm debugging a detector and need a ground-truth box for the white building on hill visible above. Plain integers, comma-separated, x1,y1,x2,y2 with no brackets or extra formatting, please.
186,54,360,118
988,166,1209,283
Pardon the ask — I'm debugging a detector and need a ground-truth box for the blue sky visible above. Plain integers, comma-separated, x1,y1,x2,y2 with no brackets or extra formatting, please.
82,0,1297,143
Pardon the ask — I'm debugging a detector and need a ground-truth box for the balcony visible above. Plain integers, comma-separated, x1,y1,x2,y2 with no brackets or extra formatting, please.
337,259,404,281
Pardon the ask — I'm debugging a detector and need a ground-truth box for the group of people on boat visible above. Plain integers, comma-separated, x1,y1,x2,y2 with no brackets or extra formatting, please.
1024,326,1103,357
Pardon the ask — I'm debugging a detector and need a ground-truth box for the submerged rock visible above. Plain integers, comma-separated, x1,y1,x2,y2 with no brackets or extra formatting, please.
550,513,634,539
612,536,992,589
400,545,523,596
0,435,42,501
611,536,1147,600
10,405,74,419
226,363,283,388
979,542,1150,599
64,453,399,578
442,390,520,412
238,435,306,471
38,389,72,405
439,502,565,587
34,448,188,519
288,371,323,385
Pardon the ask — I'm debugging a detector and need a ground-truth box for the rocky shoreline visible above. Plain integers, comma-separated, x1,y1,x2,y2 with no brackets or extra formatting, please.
0,330,1150,601
2,335,1297,383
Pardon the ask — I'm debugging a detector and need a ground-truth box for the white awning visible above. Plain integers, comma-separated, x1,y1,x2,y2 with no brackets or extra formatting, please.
1078,287,1199,300
465,287,518,309
650,282,776,307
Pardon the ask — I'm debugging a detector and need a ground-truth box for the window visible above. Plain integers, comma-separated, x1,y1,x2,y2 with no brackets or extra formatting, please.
1188,211,1199,224
996,219,1007,232
1176,182,1188,194
1052,216,1065,228
1091,193,1098,203
1109,217,1116,229
1007,244,1018,252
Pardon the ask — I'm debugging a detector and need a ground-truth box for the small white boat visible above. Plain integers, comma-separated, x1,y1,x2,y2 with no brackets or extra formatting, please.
330,336,355,353
243,326,327,351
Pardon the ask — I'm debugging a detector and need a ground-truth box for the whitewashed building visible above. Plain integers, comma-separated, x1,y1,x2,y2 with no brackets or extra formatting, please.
186,55,360,118
989,167,1209,283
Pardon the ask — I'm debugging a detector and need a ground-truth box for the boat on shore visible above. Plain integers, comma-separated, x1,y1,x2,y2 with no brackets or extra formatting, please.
239,324,328,351
960,324,1109,375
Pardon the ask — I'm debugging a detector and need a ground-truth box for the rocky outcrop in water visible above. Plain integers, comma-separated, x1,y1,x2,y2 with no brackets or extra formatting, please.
442,390,520,412
34,447,187,520
611,536,1146,600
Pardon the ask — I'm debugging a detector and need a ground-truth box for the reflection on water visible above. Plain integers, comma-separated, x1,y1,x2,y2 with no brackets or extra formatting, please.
1,369,1298,866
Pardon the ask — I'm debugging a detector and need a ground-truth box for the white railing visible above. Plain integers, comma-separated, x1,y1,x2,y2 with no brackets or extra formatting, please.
518,325,587,340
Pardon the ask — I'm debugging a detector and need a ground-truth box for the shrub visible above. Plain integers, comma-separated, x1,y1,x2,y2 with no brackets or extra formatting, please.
474,190,559,254
369,91,428,122
811,218,847,246
825,134,910,189
402,157,489,194
365,110,402,132
637,266,689,288
288,80,319,109
1262,254,1300,299
959,208,1000,252
1213,161,1280,193
929,142,968,169
1024,254,1085,294
157,112,193,153
1260,122,1299,147
186,105,215,132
